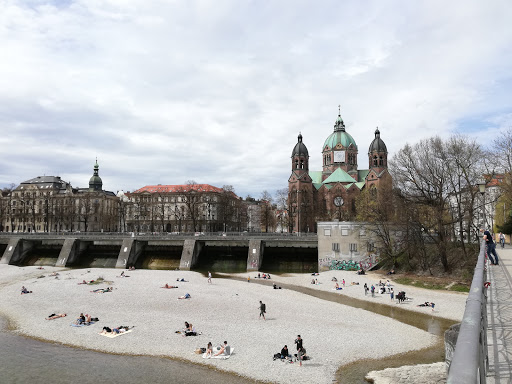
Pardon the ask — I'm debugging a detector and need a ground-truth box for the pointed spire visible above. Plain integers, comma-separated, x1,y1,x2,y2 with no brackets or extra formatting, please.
375,127,380,137
298,132,303,142
334,106,345,132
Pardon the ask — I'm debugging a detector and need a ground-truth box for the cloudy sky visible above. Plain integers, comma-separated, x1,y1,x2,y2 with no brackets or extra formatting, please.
1,0,511,198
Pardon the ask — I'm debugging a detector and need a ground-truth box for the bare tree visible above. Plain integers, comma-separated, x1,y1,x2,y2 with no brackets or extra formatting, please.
260,190,275,232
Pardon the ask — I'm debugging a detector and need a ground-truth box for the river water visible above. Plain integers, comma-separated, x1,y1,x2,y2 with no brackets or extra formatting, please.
0,317,257,384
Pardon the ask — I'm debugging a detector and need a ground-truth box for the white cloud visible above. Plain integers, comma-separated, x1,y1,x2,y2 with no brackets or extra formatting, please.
1,0,512,197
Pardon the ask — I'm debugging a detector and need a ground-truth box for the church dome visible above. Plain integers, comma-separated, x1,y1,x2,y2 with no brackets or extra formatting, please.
368,128,387,153
323,113,357,150
291,133,309,157
89,159,103,191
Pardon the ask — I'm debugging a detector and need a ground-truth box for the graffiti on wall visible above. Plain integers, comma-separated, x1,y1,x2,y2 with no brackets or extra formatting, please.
329,259,360,271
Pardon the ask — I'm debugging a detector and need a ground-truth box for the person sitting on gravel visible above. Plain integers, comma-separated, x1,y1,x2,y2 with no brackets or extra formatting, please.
205,342,213,358
75,313,86,325
418,302,431,307
214,341,231,356
100,326,112,334
21,286,32,294
46,313,67,320
183,322,197,336
335,282,342,290
280,345,291,360
273,283,282,289
178,293,191,299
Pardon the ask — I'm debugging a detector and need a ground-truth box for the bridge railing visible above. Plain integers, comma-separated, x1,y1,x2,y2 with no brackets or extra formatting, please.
446,240,487,384
0,231,318,240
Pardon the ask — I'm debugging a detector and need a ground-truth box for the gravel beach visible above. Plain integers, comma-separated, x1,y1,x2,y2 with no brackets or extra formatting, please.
0,265,466,384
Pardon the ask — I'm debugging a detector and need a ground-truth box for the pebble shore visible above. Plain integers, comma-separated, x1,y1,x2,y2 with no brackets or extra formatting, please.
0,265,466,384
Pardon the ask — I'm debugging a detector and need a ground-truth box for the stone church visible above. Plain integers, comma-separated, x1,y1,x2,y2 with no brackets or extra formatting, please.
288,109,391,233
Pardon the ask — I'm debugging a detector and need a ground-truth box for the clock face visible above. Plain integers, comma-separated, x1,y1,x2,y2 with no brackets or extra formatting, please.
334,197,344,206
334,151,345,163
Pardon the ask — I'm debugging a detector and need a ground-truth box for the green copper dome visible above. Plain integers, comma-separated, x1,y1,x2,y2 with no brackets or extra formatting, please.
323,113,357,150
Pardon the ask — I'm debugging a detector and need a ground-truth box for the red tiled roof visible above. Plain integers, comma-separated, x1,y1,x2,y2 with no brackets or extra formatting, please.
484,174,506,187
132,184,225,194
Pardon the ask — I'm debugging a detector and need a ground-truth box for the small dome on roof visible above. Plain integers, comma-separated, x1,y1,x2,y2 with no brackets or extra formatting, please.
323,111,358,150
368,127,387,153
291,133,309,157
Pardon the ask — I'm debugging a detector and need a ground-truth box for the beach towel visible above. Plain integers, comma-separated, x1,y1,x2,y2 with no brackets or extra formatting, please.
99,329,133,338
71,321,96,327
202,347,234,359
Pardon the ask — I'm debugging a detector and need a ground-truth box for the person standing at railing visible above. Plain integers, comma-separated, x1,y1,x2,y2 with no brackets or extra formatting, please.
483,229,499,265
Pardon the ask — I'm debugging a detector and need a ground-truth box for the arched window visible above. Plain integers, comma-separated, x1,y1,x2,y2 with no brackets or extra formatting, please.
373,156,378,166
300,160,304,169
379,156,383,166
295,160,299,169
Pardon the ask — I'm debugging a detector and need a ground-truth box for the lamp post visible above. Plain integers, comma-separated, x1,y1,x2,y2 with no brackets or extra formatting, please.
478,179,486,230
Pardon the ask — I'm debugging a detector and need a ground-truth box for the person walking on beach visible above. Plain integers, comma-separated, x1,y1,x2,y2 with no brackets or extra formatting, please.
499,232,505,249
295,335,304,366
364,283,368,296
390,288,394,301
208,271,212,283
259,301,266,320
371,285,375,297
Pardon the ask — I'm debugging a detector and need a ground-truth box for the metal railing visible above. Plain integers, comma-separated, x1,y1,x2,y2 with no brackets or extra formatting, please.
447,240,488,384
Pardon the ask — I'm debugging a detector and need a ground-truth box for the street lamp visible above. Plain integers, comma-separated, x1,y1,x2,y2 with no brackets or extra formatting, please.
478,179,486,229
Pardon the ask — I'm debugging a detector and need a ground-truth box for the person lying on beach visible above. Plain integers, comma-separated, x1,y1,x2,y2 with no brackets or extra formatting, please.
335,283,342,290
100,326,130,335
418,302,431,307
162,284,178,289
118,271,130,278
176,278,187,282
331,277,337,282
311,272,319,276
46,313,67,320
21,286,32,294
178,293,191,299
214,341,231,356
91,287,113,293
49,272,59,277
78,280,88,285
205,342,213,358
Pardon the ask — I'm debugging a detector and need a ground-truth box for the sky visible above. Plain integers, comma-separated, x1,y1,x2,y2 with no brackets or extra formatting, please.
1,0,512,199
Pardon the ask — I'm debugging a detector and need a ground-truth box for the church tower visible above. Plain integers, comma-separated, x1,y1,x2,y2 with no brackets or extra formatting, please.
288,133,313,233
321,107,359,181
368,128,387,173
89,159,103,192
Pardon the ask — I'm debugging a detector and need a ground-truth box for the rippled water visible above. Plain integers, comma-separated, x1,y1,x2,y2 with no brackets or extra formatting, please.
0,318,257,384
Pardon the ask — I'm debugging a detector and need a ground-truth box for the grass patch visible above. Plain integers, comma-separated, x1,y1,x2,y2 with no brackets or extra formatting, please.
393,277,470,292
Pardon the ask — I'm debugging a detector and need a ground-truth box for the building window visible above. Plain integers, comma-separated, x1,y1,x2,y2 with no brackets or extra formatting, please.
341,229,348,236
349,243,357,252
332,243,340,252
367,243,374,252
324,228,331,236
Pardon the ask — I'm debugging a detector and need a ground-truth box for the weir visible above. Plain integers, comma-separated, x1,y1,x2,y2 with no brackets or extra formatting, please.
0,233,318,272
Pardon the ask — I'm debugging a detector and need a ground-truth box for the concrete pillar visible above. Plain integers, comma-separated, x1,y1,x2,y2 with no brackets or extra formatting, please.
56,238,76,267
0,238,38,265
444,323,460,370
115,239,145,269
247,239,264,271
180,239,203,270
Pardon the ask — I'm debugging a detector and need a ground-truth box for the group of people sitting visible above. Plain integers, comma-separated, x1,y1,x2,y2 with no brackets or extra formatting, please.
273,335,307,366
204,341,231,358
396,291,407,303
311,278,320,285
272,283,282,289
21,286,32,294
182,321,197,336
256,273,271,279
357,269,366,275
75,313,98,325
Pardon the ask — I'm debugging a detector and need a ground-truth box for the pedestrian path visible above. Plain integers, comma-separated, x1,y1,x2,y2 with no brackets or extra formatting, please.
486,244,512,383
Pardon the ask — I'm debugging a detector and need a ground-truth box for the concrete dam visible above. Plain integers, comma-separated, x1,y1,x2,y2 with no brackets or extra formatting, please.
0,234,318,273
